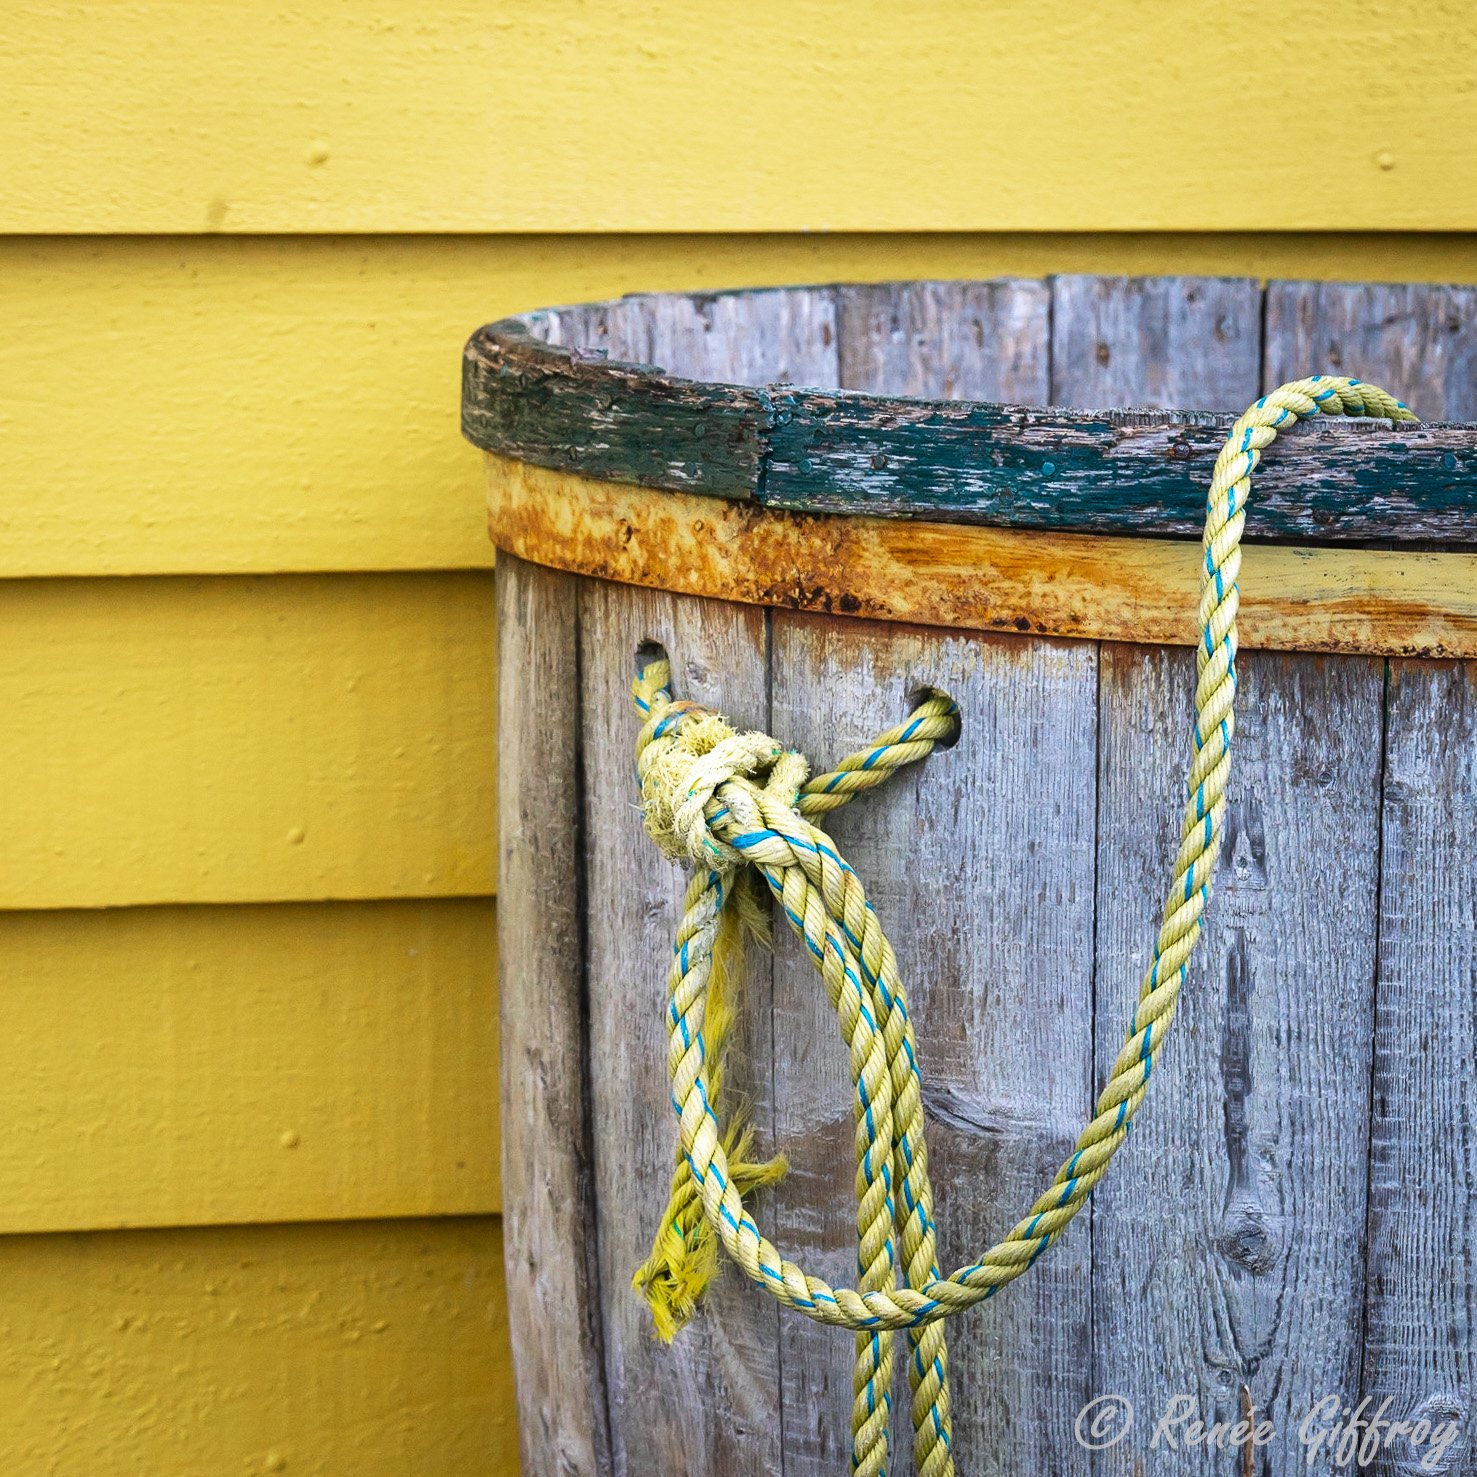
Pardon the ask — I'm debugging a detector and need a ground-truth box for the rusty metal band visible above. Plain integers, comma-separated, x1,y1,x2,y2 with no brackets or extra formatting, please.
484,452,1477,660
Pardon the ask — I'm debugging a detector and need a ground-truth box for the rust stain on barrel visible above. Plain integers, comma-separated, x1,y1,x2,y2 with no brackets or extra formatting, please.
485,453,1477,661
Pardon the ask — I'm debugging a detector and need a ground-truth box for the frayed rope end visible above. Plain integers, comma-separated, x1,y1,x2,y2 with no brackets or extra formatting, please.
632,1123,787,1344
631,850,785,1343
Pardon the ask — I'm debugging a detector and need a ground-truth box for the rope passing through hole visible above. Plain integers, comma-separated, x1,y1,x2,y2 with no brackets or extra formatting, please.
629,378,1415,1477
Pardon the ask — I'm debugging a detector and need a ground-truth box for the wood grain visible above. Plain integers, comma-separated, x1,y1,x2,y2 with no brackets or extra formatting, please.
1267,281,1477,1475
646,286,840,387
1090,646,1385,1476
1050,274,1262,411
1265,280,1477,421
578,578,782,1476
1070,282,1382,1473
540,295,658,365
768,614,1097,1473
836,279,1049,401
1360,661,1477,1474
496,554,610,1477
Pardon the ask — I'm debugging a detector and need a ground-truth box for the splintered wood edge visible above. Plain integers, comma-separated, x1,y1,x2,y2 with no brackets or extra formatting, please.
485,453,1477,660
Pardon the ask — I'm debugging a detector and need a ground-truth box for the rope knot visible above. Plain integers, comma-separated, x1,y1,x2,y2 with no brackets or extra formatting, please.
637,694,808,868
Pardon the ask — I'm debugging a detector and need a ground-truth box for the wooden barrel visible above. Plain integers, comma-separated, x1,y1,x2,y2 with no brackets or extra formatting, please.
464,277,1477,1477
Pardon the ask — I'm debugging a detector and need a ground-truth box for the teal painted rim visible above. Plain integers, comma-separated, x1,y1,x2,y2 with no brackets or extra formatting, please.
461,286,1477,545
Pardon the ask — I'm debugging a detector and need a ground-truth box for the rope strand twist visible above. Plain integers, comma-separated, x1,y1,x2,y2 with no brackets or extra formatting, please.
629,377,1415,1477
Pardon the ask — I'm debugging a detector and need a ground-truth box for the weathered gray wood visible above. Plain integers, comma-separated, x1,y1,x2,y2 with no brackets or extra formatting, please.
1361,660,1477,1475
836,279,1050,401
1275,283,1477,1474
1050,274,1263,411
1075,296,1386,1471
543,297,656,365
1265,280,1477,420
544,289,841,389
647,286,840,387
1090,646,1384,1476
578,578,782,1477
768,614,1098,1474
496,553,611,1476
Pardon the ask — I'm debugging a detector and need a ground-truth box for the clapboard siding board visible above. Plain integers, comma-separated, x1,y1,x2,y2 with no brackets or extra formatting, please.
0,1216,517,1476
8,5,1477,233
836,279,1050,401
1049,274,1263,411
0,236,501,577
1362,661,1477,1474
1090,646,1384,1476
15,240,1477,580
0,570,496,909
579,580,782,1477
496,555,611,1477
0,898,498,1233
768,615,1097,1475
1265,280,1477,422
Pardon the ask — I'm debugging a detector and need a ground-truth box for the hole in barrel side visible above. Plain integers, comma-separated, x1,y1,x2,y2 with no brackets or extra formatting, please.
635,639,669,676
905,684,963,750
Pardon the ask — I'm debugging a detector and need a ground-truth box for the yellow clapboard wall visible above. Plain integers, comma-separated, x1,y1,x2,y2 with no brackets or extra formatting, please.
0,573,495,908
5,4,1474,1472
0,1217,515,1474
4,1,1475,233
0,900,498,1234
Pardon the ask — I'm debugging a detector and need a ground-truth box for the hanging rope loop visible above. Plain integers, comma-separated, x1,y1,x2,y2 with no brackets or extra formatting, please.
629,377,1415,1477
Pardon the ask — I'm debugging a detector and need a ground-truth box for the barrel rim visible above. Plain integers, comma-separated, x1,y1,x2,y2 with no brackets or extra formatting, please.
460,280,1477,546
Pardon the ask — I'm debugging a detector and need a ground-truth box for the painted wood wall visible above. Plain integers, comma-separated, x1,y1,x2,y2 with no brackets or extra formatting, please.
3,5,1473,1472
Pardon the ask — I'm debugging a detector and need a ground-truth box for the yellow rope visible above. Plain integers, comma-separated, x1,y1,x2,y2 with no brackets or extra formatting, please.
629,378,1414,1477
632,869,787,1340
